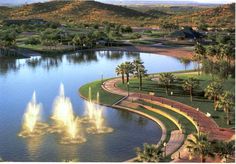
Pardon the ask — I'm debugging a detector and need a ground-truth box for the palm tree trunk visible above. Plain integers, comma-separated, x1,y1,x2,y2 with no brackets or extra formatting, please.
126,74,129,83
214,96,217,111
190,88,193,101
139,74,142,90
122,73,124,84
201,154,206,162
226,108,230,125
198,61,200,75
165,86,168,95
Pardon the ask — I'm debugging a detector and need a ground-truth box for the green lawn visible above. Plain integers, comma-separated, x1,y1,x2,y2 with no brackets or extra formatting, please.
79,79,179,150
135,99,197,135
117,72,235,128
18,44,43,51
79,80,124,106
136,106,178,149
131,39,157,45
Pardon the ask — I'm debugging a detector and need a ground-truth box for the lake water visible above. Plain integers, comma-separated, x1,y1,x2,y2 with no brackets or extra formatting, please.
0,51,195,162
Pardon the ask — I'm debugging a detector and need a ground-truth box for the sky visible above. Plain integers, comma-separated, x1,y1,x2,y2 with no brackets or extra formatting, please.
0,0,234,5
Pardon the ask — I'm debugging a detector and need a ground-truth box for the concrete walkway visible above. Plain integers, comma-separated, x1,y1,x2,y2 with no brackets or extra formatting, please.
165,130,184,156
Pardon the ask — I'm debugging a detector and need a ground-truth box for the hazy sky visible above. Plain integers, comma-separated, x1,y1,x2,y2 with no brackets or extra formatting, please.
0,0,234,5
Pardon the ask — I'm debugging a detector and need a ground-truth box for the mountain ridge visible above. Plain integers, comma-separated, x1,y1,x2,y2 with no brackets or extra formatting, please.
0,0,234,28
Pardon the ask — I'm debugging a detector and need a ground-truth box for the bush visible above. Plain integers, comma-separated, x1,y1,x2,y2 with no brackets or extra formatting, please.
121,26,133,33
130,33,141,39
144,30,152,34
25,37,40,45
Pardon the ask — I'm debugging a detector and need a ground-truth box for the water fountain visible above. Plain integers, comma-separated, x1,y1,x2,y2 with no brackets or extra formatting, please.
18,92,48,138
86,91,113,134
51,84,74,126
80,86,95,123
18,84,112,143
49,83,86,144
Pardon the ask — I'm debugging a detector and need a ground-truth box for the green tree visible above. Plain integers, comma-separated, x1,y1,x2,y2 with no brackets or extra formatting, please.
193,42,206,75
180,58,191,70
115,63,125,84
182,77,199,101
0,30,17,47
159,73,175,95
135,143,163,162
133,58,147,90
187,133,215,162
215,91,234,125
204,81,223,110
220,43,234,77
206,45,219,58
212,140,235,163
220,43,234,63
123,61,134,83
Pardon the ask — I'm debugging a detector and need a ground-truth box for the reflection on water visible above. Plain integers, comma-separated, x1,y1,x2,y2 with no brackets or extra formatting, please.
0,59,21,75
26,136,44,160
27,55,63,71
136,117,148,127
117,110,134,122
1,51,195,75
67,51,98,64
57,144,79,162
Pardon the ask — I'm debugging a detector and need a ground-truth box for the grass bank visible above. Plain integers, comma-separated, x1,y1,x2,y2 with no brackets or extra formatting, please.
79,80,124,106
117,72,235,128
79,79,179,143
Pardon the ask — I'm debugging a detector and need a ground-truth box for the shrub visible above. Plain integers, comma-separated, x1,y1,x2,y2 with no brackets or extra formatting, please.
130,33,141,39
25,37,40,45
121,26,133,33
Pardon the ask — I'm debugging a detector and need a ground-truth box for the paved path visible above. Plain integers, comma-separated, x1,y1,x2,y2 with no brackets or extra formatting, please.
165,130,184,156
102,78,235,141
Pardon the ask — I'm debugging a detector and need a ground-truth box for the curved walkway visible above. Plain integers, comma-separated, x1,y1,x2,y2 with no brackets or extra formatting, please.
102,78,235,141
102,78,185,160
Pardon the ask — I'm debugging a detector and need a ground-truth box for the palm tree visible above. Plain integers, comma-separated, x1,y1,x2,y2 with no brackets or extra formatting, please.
187,133,215,162
204,81,223,110
206,45,217,58
135,143,163,162
193,42,206,75
220,43,234,77
159,73,175,95
72,35,79,50
115,63,125,84
123,61,134,83
133,58,147,90
182,77,199,101
215,91,234,125
212,140,235,163
180,58,191,70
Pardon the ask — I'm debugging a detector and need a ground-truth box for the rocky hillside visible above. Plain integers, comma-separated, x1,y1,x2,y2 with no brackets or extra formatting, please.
171,3,235,28
7,0,154,26
0,1,234,28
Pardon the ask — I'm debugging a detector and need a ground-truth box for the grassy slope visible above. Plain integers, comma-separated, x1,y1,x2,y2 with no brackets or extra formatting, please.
117,72,235,128
79,79,179,143
136,99,197,135
79,80,124,106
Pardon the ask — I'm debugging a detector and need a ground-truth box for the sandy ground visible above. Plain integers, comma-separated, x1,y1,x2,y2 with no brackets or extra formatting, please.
93,45,194,59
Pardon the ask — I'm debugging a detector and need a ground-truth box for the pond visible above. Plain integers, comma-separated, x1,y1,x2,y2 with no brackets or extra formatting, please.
0,51,195,162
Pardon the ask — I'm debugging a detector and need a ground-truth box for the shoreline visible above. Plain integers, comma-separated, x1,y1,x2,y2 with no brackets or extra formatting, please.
2,44,194,60
79,86,168,162
92,45,194,59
